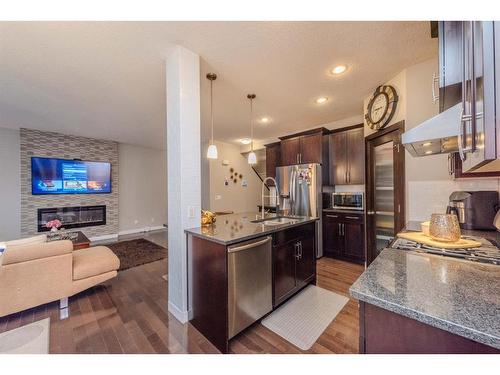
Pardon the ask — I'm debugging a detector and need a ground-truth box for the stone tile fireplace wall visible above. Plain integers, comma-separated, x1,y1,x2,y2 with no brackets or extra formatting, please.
20,128,119,238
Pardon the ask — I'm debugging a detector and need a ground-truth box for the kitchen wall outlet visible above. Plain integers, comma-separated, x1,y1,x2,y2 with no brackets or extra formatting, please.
222,159,230,166
188,206,195,218
151,218,155,223
241,179,248,187
215,194,222,200
134,219,139,225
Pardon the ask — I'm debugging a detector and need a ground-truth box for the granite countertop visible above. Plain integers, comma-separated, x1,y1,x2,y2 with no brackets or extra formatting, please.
350,248,500,349
185,212,318,246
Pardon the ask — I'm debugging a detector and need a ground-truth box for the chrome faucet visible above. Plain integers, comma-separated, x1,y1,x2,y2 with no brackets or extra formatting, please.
261,177,279,220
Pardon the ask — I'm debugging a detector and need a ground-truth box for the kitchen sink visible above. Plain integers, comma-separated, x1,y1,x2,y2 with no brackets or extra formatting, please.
251,216,300,226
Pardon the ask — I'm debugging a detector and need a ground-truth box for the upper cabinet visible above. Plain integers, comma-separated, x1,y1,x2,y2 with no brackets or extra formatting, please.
299,133,323,164
279,128,328,166
265,142,281,185
439,21,500,174
329,127,364,185
280,137,301,165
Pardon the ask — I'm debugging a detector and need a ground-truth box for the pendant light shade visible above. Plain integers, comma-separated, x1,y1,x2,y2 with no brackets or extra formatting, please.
206,73,218,159
207,144,218,159
247,94,257,165
248,151,257,165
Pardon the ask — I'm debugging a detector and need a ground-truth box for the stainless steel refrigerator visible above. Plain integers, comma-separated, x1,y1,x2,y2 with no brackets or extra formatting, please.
276,163,323,258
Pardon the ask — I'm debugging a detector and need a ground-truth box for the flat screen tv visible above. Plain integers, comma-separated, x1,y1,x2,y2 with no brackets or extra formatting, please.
31,157,112,195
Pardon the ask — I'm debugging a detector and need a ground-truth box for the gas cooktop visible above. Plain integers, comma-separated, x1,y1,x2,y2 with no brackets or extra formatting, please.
390,234,500,266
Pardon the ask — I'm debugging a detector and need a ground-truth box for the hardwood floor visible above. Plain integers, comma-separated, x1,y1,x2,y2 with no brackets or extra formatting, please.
0,244,364,354
230,257,364,354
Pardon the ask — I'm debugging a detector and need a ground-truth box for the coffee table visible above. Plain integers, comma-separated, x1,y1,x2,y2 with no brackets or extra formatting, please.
47,230,91,250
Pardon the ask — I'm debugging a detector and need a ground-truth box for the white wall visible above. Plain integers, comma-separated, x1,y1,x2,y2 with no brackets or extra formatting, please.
118,143,167,233
363,57,500,222
0,127,21,241
204,141,262,213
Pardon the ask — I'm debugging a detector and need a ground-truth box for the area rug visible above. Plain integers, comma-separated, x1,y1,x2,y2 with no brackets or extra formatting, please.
107,239,167,271
0,318,50,354
261,285,348,350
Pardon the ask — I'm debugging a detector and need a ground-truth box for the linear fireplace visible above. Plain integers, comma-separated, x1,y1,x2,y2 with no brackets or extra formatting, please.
37,205,106,232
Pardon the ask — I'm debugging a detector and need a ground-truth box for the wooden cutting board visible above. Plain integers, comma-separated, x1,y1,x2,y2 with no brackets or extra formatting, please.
397,231,481,249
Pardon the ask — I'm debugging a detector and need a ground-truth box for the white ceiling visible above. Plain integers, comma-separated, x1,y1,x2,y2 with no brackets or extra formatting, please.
0,22,437,149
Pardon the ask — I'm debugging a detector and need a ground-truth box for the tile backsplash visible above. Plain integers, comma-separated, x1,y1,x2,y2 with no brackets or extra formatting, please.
408,178,500,222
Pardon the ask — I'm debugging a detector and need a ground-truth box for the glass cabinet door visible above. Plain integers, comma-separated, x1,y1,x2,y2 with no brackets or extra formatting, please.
373,141,395,257
366,125,405,265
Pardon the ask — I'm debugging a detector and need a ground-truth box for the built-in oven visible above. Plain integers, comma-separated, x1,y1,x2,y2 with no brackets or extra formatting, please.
331,192,364,211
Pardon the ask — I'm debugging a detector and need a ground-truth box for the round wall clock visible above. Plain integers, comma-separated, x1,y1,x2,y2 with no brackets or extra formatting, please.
365,85,399,130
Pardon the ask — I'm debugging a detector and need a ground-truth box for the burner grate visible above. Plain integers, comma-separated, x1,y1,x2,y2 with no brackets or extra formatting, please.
390,236,500,265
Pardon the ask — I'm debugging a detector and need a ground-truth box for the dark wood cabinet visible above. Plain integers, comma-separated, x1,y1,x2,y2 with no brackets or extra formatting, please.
280,137,301,166
265,142,281,184
360,302,499,354
329,126,364,185
322,211,365,264
273,222,316,307
322,212,343,257
329,132,347,185
279,128,328,166
273,241,297,305
347,128,365,184
295,234,315,289
343,216,365,260
299,133,323,164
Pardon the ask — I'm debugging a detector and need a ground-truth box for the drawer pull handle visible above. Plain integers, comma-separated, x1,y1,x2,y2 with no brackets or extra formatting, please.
345,216,359,220
326,215,338,218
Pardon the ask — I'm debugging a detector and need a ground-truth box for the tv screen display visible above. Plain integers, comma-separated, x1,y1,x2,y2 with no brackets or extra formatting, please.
31,157,111,195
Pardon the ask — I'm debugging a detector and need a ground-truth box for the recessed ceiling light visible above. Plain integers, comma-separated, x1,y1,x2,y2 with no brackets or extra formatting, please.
425,150,433,155
423,142,432,147
240,138,252,145
331,65,347,75
316,97,329,104
260,117,270,123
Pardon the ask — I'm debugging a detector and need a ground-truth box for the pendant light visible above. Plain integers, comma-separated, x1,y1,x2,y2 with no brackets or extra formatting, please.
247,94,257,165
206,73,218,159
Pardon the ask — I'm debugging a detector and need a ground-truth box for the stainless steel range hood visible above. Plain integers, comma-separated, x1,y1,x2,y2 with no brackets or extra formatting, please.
402,103,462,157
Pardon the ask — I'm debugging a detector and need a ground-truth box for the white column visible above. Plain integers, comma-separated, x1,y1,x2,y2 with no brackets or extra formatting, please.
166,45,201,323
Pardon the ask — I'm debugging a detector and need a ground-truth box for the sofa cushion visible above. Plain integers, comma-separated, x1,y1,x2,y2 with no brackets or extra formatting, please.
72,246,120,281
2,240,73,265
5,234,47,248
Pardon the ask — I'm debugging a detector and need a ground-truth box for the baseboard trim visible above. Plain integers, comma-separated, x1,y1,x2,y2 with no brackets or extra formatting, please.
89,234,118,242
118,226,165,236
168,301,189,324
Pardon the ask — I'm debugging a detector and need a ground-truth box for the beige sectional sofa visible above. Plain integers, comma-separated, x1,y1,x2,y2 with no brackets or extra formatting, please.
0,237,120,318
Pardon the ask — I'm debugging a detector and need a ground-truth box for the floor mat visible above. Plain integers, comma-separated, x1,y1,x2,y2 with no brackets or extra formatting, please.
0,318,50,354
261,285,348,350
107,238,167,271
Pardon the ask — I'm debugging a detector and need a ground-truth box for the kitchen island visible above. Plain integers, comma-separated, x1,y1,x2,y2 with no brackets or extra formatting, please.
185,212,318,353
350,246,500,353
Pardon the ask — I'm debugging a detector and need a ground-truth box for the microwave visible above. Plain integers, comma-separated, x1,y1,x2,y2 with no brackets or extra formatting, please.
331,192,364,210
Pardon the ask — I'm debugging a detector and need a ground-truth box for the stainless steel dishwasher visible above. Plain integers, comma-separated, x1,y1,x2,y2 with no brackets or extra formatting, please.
228,236,273,339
